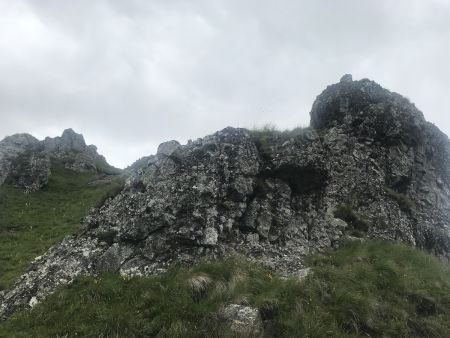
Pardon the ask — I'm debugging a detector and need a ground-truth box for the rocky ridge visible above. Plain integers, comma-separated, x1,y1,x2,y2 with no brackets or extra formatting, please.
0,128,118,192
1,75,450,320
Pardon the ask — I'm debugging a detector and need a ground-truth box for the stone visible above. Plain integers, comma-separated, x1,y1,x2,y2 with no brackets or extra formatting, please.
296,267,311,281
219,304,263,336
28,297,38,308
157,140,181,157
202,227,218,246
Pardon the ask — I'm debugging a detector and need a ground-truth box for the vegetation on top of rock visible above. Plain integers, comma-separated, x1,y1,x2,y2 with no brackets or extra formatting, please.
1,240,449,337
384,186,416,212
0,161,123,290
247,124,308,158
334,205,370,236
248,124,308,141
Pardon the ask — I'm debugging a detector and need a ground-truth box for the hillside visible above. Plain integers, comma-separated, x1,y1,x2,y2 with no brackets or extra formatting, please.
0,129,123,315
0,161,123,290
1,241,449,337
1,75,450,336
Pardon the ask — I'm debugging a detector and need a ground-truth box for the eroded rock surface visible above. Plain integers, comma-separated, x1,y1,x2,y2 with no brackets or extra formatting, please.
1,76,450,319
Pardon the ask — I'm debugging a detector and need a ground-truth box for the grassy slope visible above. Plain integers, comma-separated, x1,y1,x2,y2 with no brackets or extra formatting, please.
0,162,123,290
1,240,449,337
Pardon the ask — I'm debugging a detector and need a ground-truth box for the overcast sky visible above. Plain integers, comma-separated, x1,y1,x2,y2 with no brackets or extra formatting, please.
1,0,449,168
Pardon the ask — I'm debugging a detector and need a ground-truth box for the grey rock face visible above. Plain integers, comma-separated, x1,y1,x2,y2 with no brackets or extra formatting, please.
340,74,353,83
157,140,181,157
0,134,41,187
0,128,117,192
1,76,450,319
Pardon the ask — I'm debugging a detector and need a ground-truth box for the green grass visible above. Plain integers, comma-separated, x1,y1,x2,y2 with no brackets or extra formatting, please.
334,205,370,236
385,187,415,212
248,124,308,159
248,123,307,140
1,240,449,337
0,162,123,290
248,124,308,150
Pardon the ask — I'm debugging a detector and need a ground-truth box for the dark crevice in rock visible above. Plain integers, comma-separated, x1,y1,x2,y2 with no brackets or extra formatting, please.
388,176,412,194
128,180,146,193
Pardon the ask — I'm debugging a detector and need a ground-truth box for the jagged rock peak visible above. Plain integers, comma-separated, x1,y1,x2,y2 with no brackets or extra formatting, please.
0,133,39,148
157,140,181,157
43,128,87,153
310,76,426,146
61,128,86,151
62,127,83,140
340,74,353,83
0,128,118,192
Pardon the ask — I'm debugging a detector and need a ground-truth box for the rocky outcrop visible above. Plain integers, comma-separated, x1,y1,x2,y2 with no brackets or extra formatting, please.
0,134,40,186
0,128,118,192
1,76,450,319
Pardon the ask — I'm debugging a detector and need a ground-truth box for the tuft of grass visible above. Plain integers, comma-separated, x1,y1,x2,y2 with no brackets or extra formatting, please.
1,240,450,337
0,161,123,289
385,187,415,212
334,205,370,236
248,123,307,140
247,124,308,159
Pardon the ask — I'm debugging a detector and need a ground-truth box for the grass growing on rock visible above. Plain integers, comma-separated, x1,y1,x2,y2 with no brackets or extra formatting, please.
248,123,308,141
0,162,123,289
334,205,370,236
247,124,308,159
385,186,415,212
1,240,449,337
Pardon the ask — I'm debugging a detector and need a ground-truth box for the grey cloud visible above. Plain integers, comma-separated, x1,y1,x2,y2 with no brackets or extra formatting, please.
0,0,449,167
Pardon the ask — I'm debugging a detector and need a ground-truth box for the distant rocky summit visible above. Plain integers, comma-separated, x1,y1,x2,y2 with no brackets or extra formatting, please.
0,128,119,192
1,76,450,319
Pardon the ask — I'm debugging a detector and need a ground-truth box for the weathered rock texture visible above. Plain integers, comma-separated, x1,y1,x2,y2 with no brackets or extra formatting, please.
218,304,264,336
0,128,118,192
1,76,450,319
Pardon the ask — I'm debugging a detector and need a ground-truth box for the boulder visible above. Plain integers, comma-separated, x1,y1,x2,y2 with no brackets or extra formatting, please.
219,304,263,336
